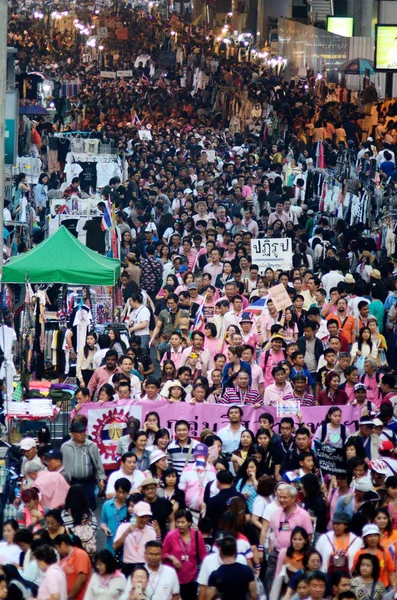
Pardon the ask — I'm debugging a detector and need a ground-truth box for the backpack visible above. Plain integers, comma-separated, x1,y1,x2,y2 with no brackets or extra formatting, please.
73,518,97,555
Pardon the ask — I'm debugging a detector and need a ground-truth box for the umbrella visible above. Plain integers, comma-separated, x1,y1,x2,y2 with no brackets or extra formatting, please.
338,58,374,75
19,105,49,116
246,296,268,314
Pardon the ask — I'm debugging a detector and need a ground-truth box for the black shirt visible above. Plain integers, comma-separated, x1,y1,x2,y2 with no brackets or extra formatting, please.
205,487,246,531
83,217,105,253
208,563,254,600
148,497,173,539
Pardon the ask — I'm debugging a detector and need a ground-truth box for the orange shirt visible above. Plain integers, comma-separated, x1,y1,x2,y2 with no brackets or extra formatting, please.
60,547,91,600
326,313,355,344
353,547,395,587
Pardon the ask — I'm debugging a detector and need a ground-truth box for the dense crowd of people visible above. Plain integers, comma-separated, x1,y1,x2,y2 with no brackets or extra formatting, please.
5,2,397,600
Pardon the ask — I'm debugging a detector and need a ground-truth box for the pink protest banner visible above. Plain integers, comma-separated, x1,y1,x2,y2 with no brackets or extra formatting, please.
79,401,360,467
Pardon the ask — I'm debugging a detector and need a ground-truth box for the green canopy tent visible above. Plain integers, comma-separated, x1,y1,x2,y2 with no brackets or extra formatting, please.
1,225,120,285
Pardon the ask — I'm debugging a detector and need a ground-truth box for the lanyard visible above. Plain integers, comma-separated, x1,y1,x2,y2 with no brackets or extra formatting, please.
148,567,163,598
178,533,191,555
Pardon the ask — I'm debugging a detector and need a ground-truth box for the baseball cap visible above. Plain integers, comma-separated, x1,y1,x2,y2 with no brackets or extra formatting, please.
44,449,63,460
134,501,152,517
373,418,383,427
362,524,380,537
187,283,198,290
70,422,86,433
379,440,395,454
354,383,367,391
20,438,36,451
184,188,193,194
193,443,209,456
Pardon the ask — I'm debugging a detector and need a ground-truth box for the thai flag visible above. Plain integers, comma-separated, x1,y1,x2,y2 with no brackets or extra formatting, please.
101,198,112,231
193,299,205,332
132,113,141,126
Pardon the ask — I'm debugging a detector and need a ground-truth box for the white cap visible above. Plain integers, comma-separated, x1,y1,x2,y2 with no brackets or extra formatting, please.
20,437,36,451
362,524,380,537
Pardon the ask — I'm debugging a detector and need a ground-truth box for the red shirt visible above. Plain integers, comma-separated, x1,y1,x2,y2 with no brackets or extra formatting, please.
60,547,91,600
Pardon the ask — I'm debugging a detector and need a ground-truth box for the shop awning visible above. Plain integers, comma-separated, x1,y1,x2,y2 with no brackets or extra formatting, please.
2,225,120,285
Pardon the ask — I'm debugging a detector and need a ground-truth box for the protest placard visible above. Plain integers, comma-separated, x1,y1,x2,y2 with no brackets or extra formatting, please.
276,399,300,417
269,283,292,311
251,238,292,272
314,441,347,475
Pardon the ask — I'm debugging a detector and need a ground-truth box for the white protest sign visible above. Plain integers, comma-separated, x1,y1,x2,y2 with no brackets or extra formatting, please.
276,399,300,417
117,70,133,77
269,283,292,312
100,71,116,79
251,238,293,272
97,27,108,38
138,129,152,141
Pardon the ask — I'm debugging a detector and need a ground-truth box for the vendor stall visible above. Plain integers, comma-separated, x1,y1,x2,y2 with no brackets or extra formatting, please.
1,225,120,437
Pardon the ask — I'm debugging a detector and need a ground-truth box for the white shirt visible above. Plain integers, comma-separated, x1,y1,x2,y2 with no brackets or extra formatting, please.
197,552,247,586
93,348,109,369
128,305,151,336
321,271,345,294
121,564,179,600
105,468,145,495
217,424,245,453
0,542,21,565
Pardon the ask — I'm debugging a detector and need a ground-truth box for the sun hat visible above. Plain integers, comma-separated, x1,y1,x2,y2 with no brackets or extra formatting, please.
149,450,167,466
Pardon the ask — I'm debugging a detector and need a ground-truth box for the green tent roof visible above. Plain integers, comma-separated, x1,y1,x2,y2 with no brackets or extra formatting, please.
2,225,120,285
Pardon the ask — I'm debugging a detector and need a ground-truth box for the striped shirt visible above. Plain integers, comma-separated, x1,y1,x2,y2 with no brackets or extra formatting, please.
221,386,262,405
167,437,199,475
283,391,316,407
61,439,106,481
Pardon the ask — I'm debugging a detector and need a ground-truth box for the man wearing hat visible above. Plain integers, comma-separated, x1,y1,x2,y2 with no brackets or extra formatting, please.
113,501,157,574
106,451,145,499
44,449,67,480
140,477,175,539
350,415,381,461
61,421,107,510
20,437,41,478
179,444,216,519
352,383,377,417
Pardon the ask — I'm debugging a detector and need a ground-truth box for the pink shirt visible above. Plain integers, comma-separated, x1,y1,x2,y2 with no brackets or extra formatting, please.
260,349,285,387
250,362,265,392
361,373,383,407
163,528,207,584
88,366,122,399
161,346,184,370
263,381,294,406
114,523,156,564
38,564,68,600
179,464,216,511
270,505,313,552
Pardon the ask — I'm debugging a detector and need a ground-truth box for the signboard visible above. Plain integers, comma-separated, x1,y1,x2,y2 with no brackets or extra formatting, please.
314,441,347,475
375,24,397,70
5,91,18,166
138,129,152,141
276,399,300,417
250,238,293,271
97,26,108,38
116,27,128,40
79,400,359,466
326,16,354,37
269,283,292,311
158,51,177,69
117,70,133,77
100,71,116,78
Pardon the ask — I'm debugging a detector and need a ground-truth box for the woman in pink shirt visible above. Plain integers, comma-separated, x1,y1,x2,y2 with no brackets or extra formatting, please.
204,323,224,356
163,509,207,599
35,544,68,600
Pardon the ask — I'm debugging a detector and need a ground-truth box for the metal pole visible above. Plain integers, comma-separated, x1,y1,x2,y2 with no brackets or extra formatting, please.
0,0,7,279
